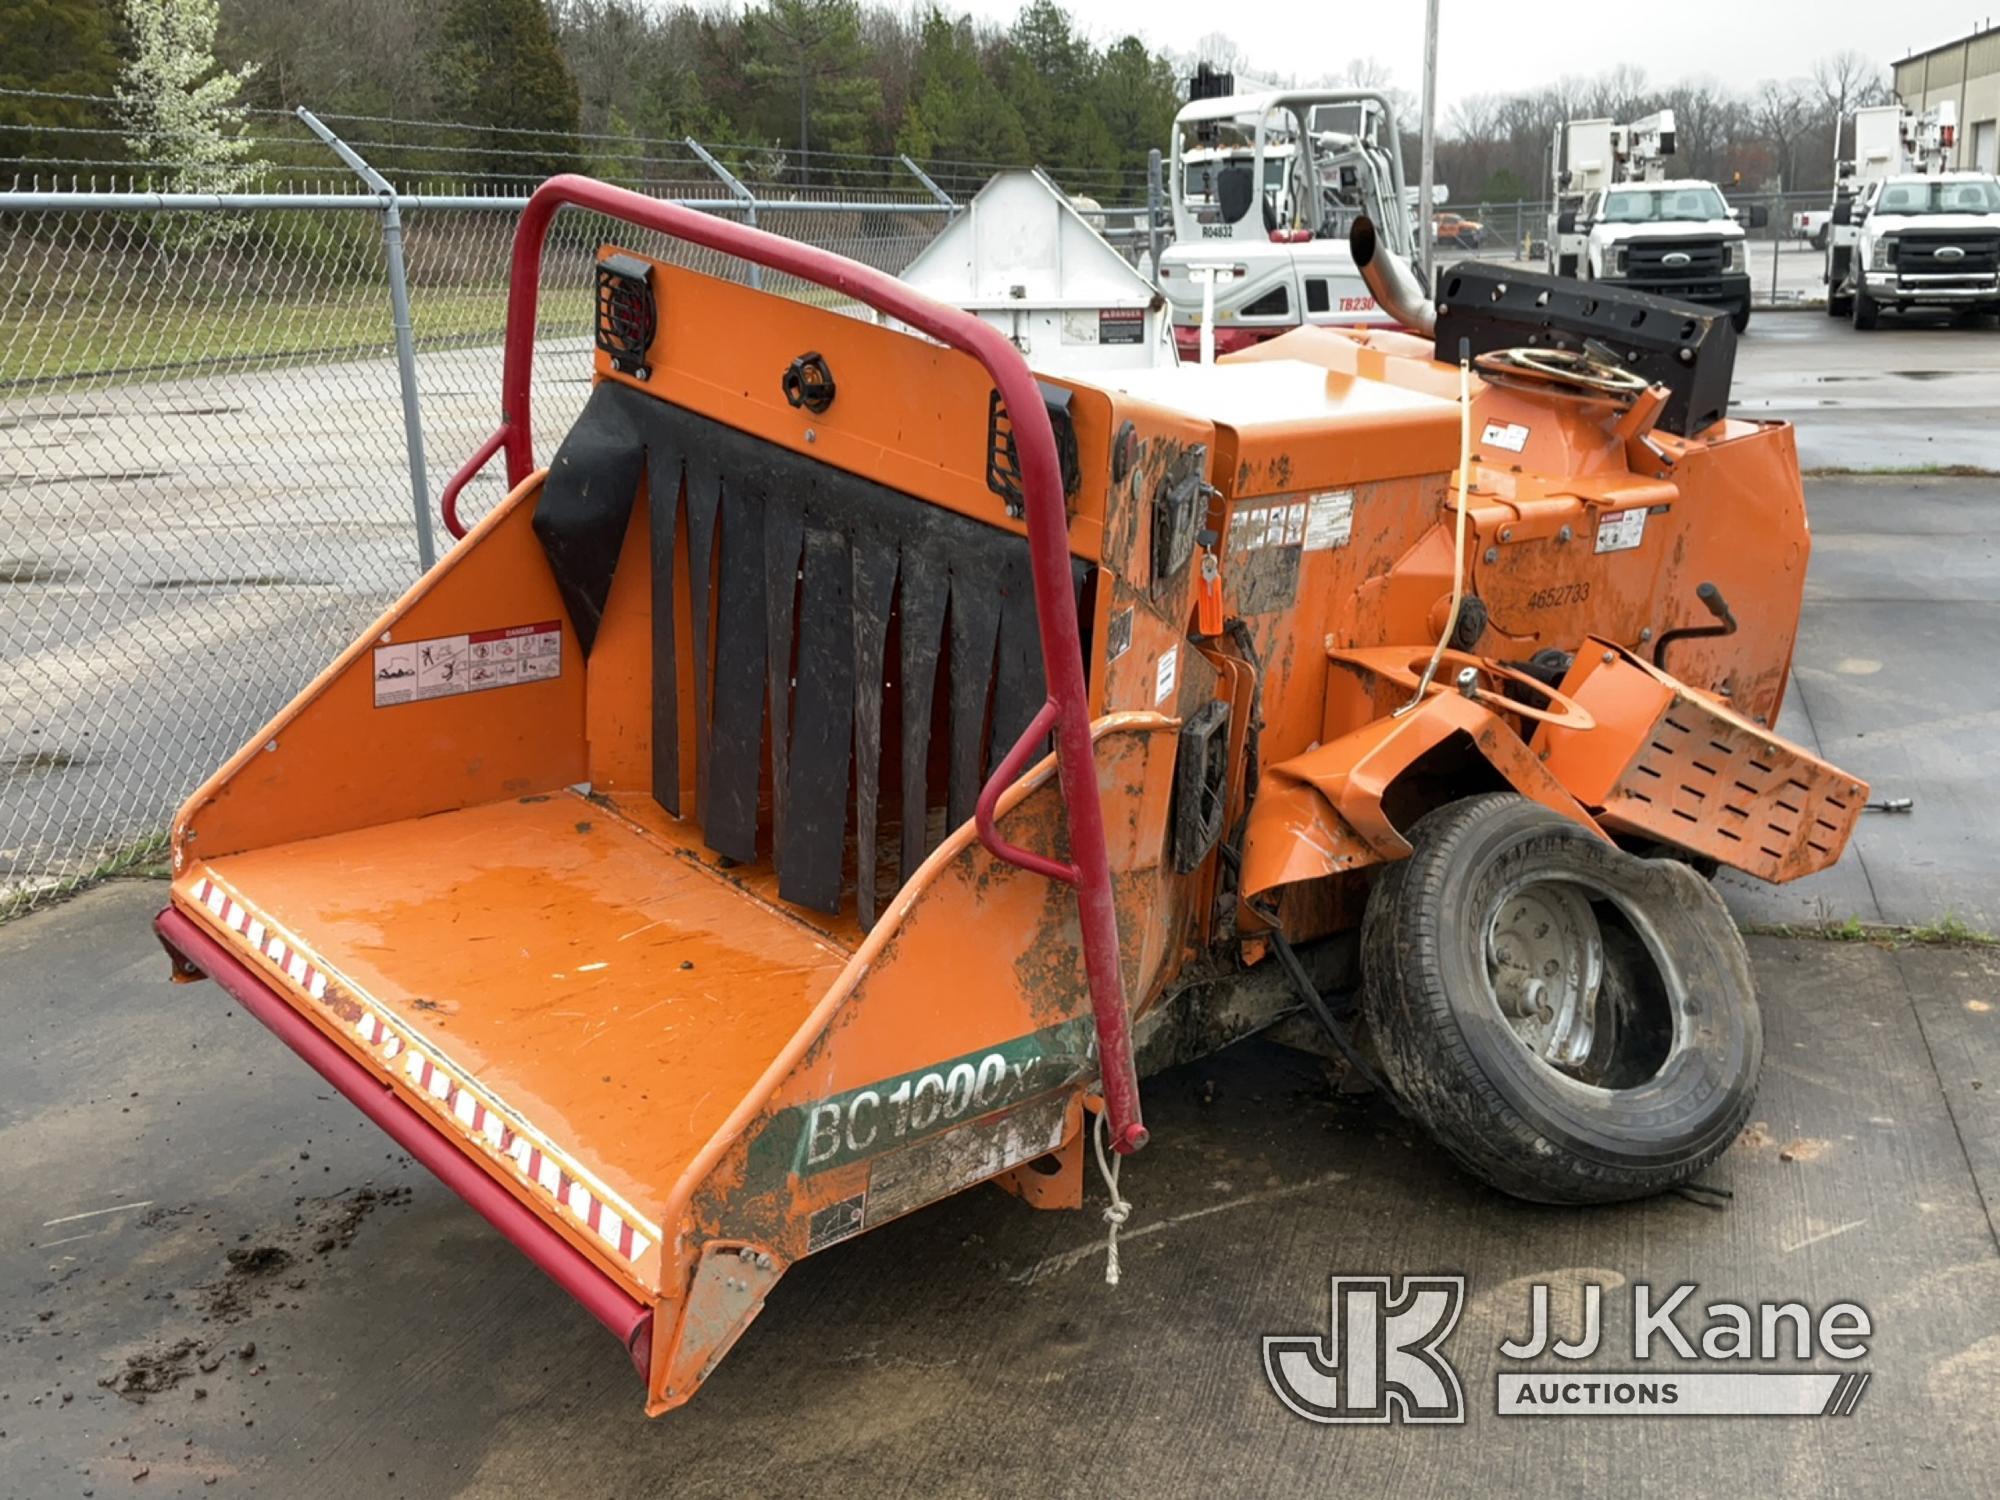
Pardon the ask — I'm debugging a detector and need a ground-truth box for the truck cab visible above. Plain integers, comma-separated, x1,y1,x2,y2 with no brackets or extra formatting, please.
1158,89,1411,356
1830,172,2000,328
1572,179,1753,331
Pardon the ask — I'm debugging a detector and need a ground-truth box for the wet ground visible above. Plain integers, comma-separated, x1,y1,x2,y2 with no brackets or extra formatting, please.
2,881,1996,1498
1719,475,2000,932
1731,315,2000,473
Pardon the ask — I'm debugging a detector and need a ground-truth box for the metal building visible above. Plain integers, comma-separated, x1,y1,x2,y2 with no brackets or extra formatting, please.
1896,24,2000,172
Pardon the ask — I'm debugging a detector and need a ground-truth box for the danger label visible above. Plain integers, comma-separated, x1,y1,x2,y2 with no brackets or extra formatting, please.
1480,420,1530,453
1098,307,1145,345
1060,307,1147,346
1594,509,1648,554
373,620,561,707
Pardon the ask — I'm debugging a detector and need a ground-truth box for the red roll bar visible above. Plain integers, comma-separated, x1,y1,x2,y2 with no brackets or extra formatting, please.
439,177,1145,1154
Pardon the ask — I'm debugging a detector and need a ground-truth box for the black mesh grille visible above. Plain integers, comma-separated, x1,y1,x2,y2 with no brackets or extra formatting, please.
1626,237,1725,279
1897,233,2000,275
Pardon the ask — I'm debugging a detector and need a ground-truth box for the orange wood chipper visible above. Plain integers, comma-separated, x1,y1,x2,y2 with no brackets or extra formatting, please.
155,179,1865,1414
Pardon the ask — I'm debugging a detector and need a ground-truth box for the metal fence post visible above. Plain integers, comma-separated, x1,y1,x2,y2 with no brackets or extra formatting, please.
1770,191,1782,307
898,154,956,212
295,108,435,573
1147,148,1165,277
685,139,762,290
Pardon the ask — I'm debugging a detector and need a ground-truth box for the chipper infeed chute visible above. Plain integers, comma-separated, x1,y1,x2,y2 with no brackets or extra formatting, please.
156,178,1209,1413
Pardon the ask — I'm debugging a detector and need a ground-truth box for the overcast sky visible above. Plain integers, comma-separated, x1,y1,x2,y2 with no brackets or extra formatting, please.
960,1,1987,109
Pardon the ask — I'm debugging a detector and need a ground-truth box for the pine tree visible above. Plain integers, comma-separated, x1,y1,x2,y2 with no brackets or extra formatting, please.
895,8,1027,167
744,0,879,182
114,0,261,193
0,0,122,167
1093,36,1178,182
999,1,1113,183
436,0,582,183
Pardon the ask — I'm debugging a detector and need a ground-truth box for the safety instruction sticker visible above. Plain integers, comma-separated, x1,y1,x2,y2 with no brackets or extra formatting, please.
1155,645,1179,704
1234,500,1308,554
1305,489,1355,551
1594,508,1649,554
1480,420,1531,453
372,620,561,707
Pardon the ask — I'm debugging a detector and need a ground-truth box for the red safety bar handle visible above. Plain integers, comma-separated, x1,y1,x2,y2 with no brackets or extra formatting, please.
439,423,509,543
974,700,1076,886
448,176,1146,1154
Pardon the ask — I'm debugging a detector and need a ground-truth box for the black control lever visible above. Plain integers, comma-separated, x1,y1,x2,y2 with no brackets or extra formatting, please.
1653,581,1738,672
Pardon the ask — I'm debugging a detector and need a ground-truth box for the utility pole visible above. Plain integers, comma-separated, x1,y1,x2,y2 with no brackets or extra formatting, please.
1418,0,1440,288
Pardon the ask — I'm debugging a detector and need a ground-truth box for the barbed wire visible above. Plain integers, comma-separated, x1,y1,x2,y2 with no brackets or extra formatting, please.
1,85,1153,198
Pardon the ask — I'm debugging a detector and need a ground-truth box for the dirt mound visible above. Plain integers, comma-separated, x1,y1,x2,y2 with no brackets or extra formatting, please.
199,1184,411,1323
101,1337,205,1401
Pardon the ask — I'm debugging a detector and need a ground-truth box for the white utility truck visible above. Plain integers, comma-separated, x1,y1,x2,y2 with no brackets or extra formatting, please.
1825,101,2000,328
1553,110,1757,331
1157,86,1412,357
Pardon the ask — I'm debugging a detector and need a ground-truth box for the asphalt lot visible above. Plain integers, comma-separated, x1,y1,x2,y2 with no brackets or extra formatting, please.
3,313,1998,1497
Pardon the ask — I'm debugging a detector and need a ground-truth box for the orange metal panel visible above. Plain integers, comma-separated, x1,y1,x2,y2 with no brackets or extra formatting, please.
186,792,852,1291
173,478,584,865
594,255,1117,562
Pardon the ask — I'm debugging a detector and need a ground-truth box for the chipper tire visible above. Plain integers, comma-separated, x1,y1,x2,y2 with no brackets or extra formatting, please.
1360,794,1760,1205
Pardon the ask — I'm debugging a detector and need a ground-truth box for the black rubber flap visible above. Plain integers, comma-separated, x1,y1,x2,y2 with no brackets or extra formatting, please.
531,379,1091,917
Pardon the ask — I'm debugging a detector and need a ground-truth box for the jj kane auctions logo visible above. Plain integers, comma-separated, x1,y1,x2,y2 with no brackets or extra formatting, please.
1263,1277,1873,1422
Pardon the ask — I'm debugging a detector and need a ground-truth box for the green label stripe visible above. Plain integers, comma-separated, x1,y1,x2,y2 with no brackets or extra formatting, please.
744,1016,1099,1189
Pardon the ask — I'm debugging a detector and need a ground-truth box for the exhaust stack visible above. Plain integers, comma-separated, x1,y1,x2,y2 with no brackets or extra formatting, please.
1350,215,1435,337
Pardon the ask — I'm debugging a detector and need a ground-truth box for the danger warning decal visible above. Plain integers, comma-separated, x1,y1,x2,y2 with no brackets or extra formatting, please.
373,620,561,707
1097,307,1145,345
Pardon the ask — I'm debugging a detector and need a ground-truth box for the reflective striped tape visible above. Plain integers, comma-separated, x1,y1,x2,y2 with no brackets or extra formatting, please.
186,875,658,1266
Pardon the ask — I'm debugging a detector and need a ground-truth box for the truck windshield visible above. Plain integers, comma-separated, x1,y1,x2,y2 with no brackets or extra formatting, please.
1600,186,1729,222
1875,179,2000,214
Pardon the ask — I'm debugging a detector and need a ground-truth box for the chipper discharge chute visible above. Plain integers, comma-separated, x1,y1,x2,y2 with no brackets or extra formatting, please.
157,181,1866,1413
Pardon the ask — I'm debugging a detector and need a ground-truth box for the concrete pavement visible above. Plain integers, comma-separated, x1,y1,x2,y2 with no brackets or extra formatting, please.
1719,475,2000,930
1,881,1995,1497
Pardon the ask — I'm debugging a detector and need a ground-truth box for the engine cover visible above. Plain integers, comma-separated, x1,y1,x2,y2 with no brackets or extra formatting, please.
1432,262,1737,437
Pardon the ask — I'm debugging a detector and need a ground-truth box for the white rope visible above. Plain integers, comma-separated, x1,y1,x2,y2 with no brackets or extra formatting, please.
1091,1107,1133,1287
1395,344,1475,717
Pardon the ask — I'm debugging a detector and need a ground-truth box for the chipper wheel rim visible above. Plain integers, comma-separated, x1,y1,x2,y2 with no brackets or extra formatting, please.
1479,871,1693,1087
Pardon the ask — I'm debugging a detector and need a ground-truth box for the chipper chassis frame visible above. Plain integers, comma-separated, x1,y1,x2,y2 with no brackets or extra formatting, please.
155,179,1869,1415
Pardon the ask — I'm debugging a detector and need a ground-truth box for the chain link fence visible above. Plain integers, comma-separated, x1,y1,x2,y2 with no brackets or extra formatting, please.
2,122,968,915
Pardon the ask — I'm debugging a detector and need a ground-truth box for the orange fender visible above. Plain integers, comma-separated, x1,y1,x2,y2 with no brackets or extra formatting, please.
1240,689,1606,900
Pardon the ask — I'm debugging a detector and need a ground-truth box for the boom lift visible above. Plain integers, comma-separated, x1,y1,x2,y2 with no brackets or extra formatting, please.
157,178,1866,1414
1548,117,1614,277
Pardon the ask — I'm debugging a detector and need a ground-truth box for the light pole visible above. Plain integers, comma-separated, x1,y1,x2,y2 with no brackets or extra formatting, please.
1418,0,1440,288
